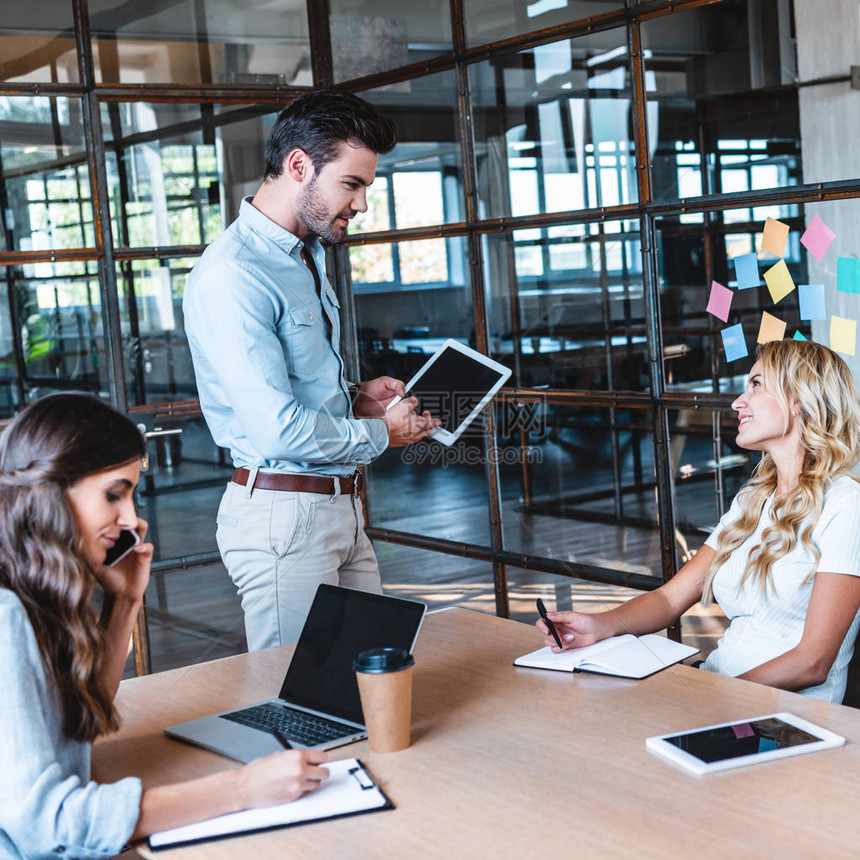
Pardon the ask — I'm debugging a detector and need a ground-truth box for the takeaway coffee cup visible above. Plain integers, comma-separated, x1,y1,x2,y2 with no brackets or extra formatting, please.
353,647,415,753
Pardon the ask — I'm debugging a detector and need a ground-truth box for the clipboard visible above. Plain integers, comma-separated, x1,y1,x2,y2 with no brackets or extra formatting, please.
148,758,393,850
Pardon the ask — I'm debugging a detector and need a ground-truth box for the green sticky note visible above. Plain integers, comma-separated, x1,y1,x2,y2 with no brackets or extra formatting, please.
837,257,860,294
793,330,807,341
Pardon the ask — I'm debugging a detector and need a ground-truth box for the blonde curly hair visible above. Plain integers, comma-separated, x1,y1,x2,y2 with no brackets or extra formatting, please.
702,340,860,604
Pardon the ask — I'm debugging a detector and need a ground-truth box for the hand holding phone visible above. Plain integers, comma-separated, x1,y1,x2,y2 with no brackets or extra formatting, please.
104,528,141,567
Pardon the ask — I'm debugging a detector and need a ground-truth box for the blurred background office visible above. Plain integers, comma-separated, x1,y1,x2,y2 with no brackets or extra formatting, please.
0,0,857,677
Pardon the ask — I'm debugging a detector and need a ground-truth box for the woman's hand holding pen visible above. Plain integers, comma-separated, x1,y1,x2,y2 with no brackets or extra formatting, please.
536,611,609,653
236,748,330,808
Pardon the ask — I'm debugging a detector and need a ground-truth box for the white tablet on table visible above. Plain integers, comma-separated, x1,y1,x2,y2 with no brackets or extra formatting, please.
387,339,512,446
646,712,844,776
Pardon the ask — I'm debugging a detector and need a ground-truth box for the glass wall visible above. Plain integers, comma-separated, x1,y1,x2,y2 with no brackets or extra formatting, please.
3,0,860,673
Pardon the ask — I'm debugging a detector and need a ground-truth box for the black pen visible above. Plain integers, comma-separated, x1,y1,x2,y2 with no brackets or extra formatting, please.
273,728,293,749
536,598,563,649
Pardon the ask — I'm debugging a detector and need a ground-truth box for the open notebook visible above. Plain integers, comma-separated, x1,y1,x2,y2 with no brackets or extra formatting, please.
514,634,698,679
149,758,391,850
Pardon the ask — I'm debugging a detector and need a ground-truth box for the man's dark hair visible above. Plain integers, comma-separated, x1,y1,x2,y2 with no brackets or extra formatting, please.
264,90,397,179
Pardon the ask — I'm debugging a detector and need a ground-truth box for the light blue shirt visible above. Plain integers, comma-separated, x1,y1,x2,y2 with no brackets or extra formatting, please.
0,589,142,858
183,198,389,477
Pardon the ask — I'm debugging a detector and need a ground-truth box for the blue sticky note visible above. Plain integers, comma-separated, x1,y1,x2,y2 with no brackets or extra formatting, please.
837,257,860,294
798,284,826,320
793,330,807,341
721,323,748,362
734,253,761,289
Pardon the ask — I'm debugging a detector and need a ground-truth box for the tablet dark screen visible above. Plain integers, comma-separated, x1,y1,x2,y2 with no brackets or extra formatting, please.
409,347,507,432
664,717,820,764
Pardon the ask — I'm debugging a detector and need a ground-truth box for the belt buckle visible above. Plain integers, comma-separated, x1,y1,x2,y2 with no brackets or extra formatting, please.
353,470,363,497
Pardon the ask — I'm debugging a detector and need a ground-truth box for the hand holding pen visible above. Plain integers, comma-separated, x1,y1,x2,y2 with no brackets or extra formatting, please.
535,601,605,652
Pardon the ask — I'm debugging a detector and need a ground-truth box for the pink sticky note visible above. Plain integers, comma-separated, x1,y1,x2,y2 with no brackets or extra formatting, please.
706,280,733,323
800,215,836,262
732,723,755,739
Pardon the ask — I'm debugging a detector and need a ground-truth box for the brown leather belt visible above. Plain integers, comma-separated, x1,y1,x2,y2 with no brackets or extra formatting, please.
232,467,362,496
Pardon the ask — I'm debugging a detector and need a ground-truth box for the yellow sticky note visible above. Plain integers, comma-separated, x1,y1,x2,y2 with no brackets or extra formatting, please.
763,259,795,304
757,311,787,344
761,217,790,257
830,316,857,356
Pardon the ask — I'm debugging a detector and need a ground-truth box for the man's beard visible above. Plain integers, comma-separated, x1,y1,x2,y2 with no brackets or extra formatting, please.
296,177,350,244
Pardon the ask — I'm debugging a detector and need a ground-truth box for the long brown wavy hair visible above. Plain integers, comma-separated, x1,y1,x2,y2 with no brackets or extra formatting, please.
703,340,860,604
0,394,145,742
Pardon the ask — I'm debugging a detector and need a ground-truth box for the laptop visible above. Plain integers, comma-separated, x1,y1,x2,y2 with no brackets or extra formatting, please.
164,584,427,763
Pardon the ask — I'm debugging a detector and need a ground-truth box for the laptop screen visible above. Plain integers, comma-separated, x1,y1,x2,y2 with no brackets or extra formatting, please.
279,585,426,726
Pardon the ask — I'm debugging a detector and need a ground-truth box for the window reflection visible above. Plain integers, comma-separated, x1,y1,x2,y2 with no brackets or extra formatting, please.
471,33,648,220
0,7,79,83
485,222,646,391
90,0,311,86
0,97,91,253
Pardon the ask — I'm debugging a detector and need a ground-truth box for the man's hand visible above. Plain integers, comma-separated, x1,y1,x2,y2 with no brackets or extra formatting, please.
353,376,405,418
382,397,441,447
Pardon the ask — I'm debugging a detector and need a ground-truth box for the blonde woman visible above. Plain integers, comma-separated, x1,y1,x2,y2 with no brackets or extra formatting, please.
0,394,328,857
538,340,860,703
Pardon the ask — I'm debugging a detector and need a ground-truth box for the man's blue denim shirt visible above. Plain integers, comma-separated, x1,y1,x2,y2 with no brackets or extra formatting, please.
183,198,389,477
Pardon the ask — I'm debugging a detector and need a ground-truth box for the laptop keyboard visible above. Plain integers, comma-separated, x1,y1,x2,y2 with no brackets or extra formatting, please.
220,702,360,746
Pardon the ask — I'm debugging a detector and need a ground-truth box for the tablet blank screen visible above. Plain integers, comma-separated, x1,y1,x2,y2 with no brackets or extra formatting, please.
409,348,506,433
664,717,821,764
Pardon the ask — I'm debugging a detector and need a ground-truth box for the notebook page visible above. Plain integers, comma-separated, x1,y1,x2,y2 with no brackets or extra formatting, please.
514,635,636,671
579,634,698,678
150,758,386,847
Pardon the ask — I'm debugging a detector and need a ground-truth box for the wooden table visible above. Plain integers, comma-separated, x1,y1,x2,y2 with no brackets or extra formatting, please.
93,609,860,858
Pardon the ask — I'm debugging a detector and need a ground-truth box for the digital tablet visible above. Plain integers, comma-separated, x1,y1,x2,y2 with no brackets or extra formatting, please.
646,712,845,776
387,339,512,446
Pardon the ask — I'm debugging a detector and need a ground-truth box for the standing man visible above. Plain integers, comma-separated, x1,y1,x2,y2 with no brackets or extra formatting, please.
184,91,438,649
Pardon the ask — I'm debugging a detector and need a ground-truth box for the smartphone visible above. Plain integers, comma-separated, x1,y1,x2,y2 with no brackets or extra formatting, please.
104,528,141,567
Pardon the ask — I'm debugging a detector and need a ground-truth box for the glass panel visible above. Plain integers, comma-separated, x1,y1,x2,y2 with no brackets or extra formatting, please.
656,204,805,393
353,235,488,544
330,0,452,84
1,97,92,253
0,267,22,417
378,545,495,613
0,263,106,402
470,31,641,219
139,414,230,561
505,567,647,626
642,5,801,202
353,70,465,234
104,103,279,248
143,561,245,674
463,0,623,47
668,406,755,537
90,0,311,86
484,220,646,391
117,257,200,406
0,6,80,83
500,403,662,579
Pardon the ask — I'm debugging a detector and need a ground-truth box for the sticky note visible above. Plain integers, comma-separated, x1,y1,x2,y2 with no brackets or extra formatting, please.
734,252,761,289
761,217,790,257
800,215,836,262
837,257,860,294
706,280,733,323
793,330,807,341
798,284,826,320
763,259,795,304
721,323,747,362
830,316,857,356
757,312,787,344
